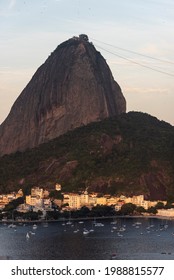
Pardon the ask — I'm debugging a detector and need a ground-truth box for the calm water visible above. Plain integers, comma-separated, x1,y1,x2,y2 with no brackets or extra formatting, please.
1,217,174,260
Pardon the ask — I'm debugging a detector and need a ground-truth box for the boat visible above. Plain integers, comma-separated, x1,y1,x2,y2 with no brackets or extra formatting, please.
119,226,126,232
26,232,30,239
94,222,104,227
83,229,89,235
110,219,117,225
73,229,79,233
8,224,16,229
112,226,117,230
117,232,123,237
43,222,48,228
33,224,37,230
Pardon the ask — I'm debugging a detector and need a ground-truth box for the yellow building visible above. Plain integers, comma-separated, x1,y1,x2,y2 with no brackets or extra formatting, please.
80,191,89,206
106,197,118,206
26,195,43,207
96,197,107,205
68,194,81,209
157,209,174,217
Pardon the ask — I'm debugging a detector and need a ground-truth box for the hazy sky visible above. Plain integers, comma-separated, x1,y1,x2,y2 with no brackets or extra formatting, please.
0,0,174,125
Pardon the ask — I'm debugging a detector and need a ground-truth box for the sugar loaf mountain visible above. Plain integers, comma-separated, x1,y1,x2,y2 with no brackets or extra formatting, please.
1,34,174,201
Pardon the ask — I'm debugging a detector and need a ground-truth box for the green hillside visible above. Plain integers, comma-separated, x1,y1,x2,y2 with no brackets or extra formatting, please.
1,111,174,201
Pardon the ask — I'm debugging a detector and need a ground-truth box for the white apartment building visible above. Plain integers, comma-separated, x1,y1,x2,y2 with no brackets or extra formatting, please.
26,195,43,207
63,191,90,209
80,191,89,206
68,194,81,209
62,191,168,211
127,195,149,210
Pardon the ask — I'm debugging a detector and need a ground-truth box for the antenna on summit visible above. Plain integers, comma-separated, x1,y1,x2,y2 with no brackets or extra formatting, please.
79,34,89,41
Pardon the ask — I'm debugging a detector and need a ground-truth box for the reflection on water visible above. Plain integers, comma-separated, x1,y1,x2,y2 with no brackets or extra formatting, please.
0,218,174,260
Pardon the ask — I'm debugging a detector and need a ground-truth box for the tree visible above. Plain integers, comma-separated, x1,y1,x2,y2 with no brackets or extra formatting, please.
120,203,137,215
147,206,157,214
49,190,63,200
23,211,39,220
136,206,146,214
78,206,90,217
90,205,115,217
4,197,24,212
155,202,165,209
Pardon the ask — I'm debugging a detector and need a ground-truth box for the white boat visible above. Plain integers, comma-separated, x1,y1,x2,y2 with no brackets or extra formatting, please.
83,229,89,235
26,232,30,239
73,229,79,233
112,226,117,230
94,222,104,227
33,224,37,230
8,224,16,228
119,227,126,232
110,220,117,225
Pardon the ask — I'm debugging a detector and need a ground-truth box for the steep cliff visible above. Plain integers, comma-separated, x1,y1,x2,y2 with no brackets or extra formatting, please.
0,35,126,156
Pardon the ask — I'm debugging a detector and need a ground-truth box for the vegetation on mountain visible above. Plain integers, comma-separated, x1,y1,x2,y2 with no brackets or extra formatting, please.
0,111,174,201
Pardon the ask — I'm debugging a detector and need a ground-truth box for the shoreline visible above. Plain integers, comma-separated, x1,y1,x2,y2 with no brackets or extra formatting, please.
1,214,174,224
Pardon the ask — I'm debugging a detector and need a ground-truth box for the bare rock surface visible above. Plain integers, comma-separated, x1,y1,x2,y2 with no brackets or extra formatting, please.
0,35,126,156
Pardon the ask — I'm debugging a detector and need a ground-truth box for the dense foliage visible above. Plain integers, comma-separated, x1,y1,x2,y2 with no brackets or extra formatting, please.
0,112,174,200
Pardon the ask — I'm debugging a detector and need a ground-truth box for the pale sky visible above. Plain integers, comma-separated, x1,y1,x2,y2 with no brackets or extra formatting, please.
0,0,174,125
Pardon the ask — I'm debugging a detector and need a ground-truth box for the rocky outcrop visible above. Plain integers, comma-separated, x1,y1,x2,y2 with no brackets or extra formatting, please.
0,34,126,156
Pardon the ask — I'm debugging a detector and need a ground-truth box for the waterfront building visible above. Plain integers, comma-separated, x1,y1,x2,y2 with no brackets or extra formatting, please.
106,196,118,206
96,197,107,205
87,196,97,207
124,197,132,204
157,208,174,217
26,195,43,207
68,194,81,209
80,191,89,206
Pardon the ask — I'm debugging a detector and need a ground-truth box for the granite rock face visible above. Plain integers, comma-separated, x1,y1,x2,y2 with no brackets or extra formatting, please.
0,35,126,155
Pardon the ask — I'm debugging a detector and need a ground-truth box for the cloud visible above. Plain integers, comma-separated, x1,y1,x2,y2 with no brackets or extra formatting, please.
8,0,16,10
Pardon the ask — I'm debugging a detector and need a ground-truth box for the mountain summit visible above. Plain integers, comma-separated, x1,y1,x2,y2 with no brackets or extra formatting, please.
0,34,126,156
